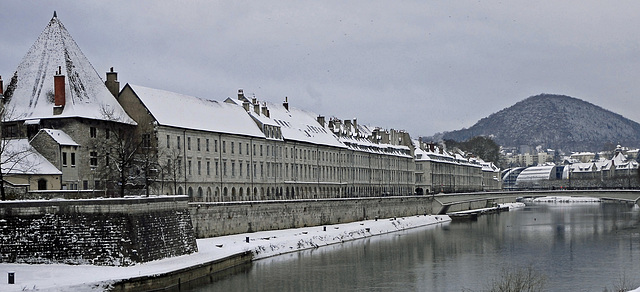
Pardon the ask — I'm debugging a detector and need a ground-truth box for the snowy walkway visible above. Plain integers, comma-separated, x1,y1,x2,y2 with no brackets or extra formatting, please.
0,214,449,291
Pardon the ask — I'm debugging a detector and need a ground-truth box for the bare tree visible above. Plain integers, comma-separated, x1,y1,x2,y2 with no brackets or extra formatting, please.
0,101,37,200
0,138,38,200
159,146,183,195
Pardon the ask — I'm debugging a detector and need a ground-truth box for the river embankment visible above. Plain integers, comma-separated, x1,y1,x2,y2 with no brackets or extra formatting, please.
0,214,450,291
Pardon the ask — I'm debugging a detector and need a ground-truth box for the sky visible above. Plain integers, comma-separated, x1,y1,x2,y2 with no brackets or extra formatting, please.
2,1,640,137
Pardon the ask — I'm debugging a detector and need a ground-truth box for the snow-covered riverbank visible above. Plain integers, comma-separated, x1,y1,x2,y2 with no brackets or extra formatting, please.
0,214,449,291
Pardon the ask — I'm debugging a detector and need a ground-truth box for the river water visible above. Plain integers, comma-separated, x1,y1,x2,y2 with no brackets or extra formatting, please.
185,202,640,291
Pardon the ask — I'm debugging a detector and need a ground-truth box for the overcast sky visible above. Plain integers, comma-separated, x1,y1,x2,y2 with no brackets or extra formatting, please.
2,1,640,137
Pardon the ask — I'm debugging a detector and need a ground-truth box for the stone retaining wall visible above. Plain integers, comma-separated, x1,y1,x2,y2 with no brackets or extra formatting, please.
190,196,435,238
0,196,197,266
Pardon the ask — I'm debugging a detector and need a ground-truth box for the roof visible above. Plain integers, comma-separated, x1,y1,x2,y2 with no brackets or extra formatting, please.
229,97,346,148
3,15,135,125
126,85,265,138
37,129,79,146
516,165,556,184
1,139,62,175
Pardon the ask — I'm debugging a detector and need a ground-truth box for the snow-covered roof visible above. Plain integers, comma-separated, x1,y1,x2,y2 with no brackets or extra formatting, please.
32,129,80,146
1,139,62,175
4,15,135,125
126,85,265,138
259,100,345,148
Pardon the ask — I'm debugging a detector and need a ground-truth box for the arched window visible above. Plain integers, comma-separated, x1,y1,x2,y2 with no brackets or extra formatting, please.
178,186,184,195
198,187,203,198
188,187,194,198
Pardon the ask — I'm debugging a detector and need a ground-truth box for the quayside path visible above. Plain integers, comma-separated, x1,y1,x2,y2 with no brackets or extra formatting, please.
433,189,640,215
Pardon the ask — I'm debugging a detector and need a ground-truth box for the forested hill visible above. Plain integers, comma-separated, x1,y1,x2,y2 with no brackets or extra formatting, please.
440,94,640,152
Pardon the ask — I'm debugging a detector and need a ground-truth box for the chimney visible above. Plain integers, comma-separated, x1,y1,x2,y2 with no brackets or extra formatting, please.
317,115,325,126
283,96,289,111
105,67,119,98
261,102,270,118
53,66,65,115
253,98,261,115
242,101,250,112
238,89,245,101
344,119,352,133
0,75,3,96
353,118,358,134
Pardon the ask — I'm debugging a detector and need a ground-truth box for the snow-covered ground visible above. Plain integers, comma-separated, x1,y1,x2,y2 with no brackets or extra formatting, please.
0,214,449,291
523,195,601,203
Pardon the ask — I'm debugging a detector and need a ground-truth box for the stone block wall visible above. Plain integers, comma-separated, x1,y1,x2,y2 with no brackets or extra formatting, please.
0,196,197,266
190,196,434,238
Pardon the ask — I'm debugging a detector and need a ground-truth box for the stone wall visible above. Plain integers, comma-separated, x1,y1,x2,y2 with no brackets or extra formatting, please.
190,196,434,238
0,196,197,266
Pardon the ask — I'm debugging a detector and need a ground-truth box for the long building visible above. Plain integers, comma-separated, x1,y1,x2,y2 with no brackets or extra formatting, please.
1,13,499,200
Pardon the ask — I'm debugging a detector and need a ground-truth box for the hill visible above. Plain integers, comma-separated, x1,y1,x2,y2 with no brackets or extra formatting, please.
439,94,640,152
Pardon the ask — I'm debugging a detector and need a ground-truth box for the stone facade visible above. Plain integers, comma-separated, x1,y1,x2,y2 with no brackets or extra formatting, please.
0,196,197,266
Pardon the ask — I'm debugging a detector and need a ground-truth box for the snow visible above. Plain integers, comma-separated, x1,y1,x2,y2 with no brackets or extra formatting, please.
522,196,602,203
264,100,346,148
1,139,61,175
37,129,79,146
127,85,266,138
4,16,135,125
0,214,449,291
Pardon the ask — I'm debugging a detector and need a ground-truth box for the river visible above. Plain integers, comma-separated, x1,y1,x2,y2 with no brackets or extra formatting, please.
184,201,640,291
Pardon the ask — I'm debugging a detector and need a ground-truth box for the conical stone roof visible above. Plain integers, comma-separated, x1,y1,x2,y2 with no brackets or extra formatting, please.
3,12,135,124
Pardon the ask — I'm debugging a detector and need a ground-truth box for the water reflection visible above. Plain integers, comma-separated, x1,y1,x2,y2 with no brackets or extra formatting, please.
187,202,640,291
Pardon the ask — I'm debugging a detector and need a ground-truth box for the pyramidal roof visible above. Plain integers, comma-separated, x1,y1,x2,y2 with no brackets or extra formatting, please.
3,12,135,124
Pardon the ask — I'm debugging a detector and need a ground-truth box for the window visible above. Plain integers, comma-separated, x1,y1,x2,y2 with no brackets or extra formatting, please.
260,145,263,156
71,153,76,167
232,161,236,177
187,137,191,150
239,143,242,154
142,134,151,148
104,152,109,166
223,161,227,176
197,160,201,175
197,138,201,151
90,151,98,167
206,139,210,151
247,162,250,177
90,127,97,138
231,142,234,154
177,136,181,149
239,162,243,177
223,141,226,153
177,159,182,174
215,140,218,152
207,161,210,176
167,135,170,148
188,160,192,175
215,160,219,176
83,180,89,190
62,152,68,166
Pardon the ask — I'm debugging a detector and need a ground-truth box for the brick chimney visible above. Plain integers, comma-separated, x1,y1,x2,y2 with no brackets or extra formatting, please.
283,96,289,111
317,115,325,126
53,66,65,115
105,67,119,98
